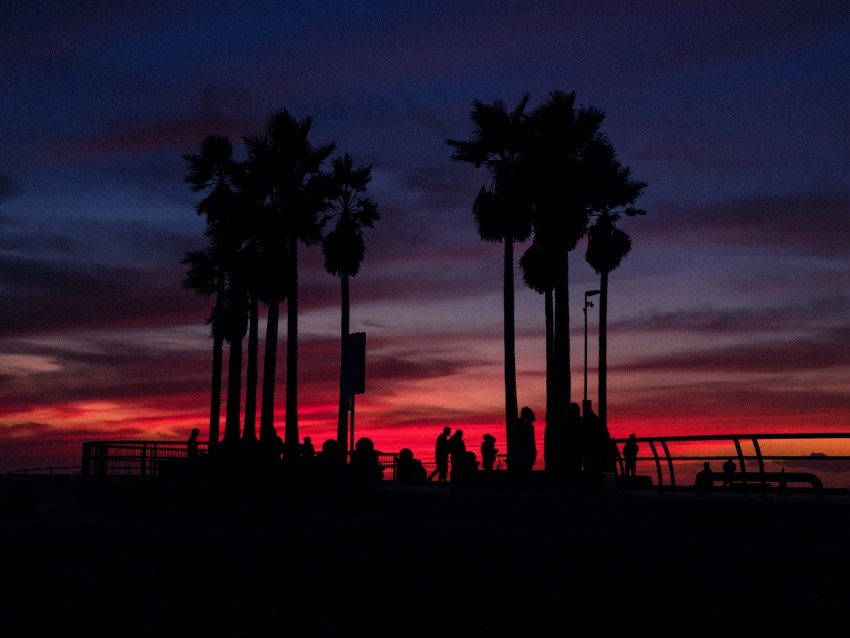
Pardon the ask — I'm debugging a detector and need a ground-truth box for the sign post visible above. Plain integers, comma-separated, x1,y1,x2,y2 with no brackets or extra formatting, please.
341,332,366,454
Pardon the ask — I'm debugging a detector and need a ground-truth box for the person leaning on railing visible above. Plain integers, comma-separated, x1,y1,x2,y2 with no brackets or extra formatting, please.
187,428,200,460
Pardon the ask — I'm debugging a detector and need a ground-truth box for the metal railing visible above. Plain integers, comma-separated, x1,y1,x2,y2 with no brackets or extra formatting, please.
610,432,850,494
81,441,209,479
80,440,398,481
71,434,850,494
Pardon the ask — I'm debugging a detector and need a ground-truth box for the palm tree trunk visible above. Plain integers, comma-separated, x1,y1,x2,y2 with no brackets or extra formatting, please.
553,251,571,422
542,287,556,472
243,292,259,441
284,236,299,458
598,271,609,429
504,238,519,456
336,273,351,455
208,275,226,448
544,288,554,422
209,335,223,448
223,337,243,444
260,297,279,442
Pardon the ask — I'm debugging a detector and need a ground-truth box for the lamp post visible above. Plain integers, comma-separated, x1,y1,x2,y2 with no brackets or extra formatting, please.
583,289,600,416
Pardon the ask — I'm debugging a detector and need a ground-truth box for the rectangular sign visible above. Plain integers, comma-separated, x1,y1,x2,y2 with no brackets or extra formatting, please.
341,332,366,395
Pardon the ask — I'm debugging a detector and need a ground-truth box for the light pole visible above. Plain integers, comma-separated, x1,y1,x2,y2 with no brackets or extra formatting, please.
583,289,600,416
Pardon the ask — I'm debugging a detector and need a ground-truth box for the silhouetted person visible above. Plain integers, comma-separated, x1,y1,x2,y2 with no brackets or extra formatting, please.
315,438,345,490
481,434,498,472
448,429,467,484
350,437,382,488
546,403,578,484
396,448,427,484
427,426,451,482
565,402,583,475
187,427,200,460
456,450,479,488
722,458,736,487
301,436,316,459
260,428,284,464
320,438,344,465
580,408,609,490
695,461,714,494
623,433,639,477
510,406,537,485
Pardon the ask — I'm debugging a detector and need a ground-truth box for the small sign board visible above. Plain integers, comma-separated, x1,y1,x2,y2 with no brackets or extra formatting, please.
341,332,366,395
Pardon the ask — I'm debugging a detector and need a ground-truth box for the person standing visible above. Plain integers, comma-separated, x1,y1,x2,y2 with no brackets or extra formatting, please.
510,406,537,484
481,434,498,471
722,458,736,487
427,426,451,482
695,461,715,494
448,429,467,483
187,427,200,460
623,433,639,477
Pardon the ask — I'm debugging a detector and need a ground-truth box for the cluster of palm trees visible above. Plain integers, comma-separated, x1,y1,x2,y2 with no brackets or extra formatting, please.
182,109,379,458
447,90,646,455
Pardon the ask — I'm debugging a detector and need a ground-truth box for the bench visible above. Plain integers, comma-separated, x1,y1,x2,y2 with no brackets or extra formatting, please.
698,471,823,497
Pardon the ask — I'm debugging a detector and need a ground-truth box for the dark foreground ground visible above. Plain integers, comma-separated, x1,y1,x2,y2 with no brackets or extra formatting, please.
2,483,849,638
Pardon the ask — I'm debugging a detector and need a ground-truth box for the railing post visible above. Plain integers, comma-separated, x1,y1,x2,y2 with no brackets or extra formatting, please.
733,437,746,473
82,442,91,477
660,440,675,495
648,441,664,495
97,443,107,477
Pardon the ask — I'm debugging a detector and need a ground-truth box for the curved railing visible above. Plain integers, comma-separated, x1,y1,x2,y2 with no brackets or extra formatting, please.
610,432,850,494
22,434,850,495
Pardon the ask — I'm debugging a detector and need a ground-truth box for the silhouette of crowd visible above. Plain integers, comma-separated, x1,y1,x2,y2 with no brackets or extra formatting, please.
177,399,656,498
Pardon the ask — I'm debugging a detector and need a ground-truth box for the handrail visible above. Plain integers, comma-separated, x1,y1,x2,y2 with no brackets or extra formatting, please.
62,433,850,493
79,440,399,481
81,440,210,479
7,466,81,476
611,432,850,494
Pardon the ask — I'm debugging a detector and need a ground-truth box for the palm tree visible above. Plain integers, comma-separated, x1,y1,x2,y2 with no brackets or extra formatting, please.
238,239,263,443
220,271,249,445
519,238,557,457
182,135,241,448
244,109,335,456
320,154,380,456
180,242,225,445
526,91,607,424
447,95,534,456
585,151,646,430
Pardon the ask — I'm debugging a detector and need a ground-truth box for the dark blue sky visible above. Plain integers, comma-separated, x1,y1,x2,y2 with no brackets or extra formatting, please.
2,1,850,470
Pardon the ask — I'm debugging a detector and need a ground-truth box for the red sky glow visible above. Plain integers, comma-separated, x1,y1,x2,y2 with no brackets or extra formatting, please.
2,1,850,472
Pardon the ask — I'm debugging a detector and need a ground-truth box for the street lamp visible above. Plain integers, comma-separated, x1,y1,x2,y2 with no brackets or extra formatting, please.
583,289,600,416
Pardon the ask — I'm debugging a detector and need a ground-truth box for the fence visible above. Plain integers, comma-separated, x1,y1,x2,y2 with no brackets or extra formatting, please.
610,432,850,494
81,441,209,478
65,434,850,493
80,440,398,481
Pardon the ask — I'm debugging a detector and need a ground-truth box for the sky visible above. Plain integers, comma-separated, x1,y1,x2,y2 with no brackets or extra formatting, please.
2,0,850,472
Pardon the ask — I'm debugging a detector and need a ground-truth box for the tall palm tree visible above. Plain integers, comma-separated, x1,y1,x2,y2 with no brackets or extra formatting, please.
519,238,557,448
220,270,249,445
320,154,380,456
447,95,534,456
181,242,225,446
183,135,241,448
181,226,253,449
244,109,335,456
585,151,646,430
526,91,606,424
238,239,263,443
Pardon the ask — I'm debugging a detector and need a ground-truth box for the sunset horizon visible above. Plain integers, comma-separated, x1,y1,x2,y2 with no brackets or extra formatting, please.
3,2,850,474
